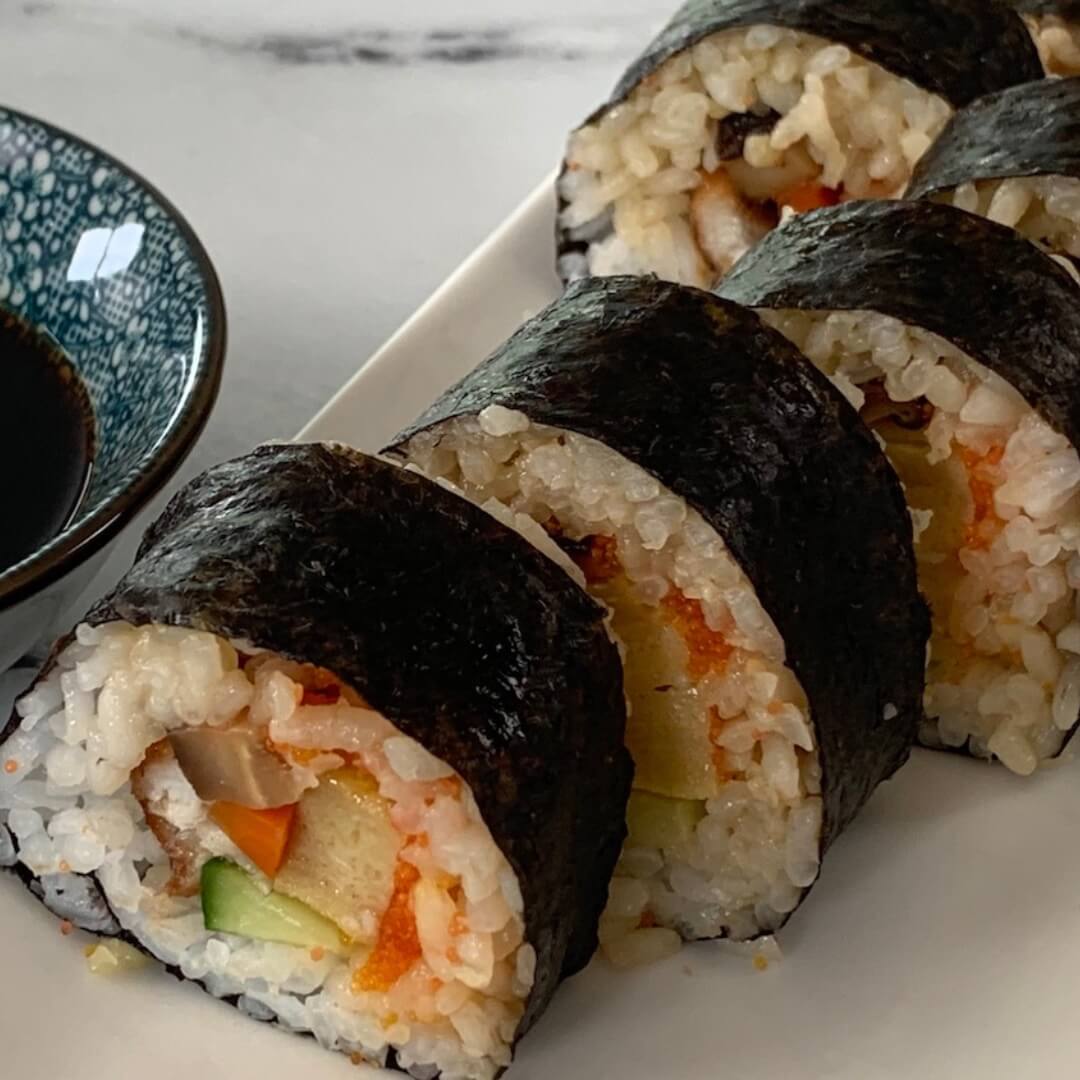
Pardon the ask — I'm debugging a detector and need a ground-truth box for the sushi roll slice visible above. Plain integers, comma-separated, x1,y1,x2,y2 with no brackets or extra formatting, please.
908,78,1080,268
0,445,631,1080
1009,1,1080,74
388,277,928,954
557,0,1042,288
719,199,1080,774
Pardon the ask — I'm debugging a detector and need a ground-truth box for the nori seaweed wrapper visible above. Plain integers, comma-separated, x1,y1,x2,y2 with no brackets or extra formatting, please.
718,199,1080,749
608,0,1041,108
556,0,1041,275
388,275,929,929
908,78,1080,200
1,444,631,1064
718,199,1080,458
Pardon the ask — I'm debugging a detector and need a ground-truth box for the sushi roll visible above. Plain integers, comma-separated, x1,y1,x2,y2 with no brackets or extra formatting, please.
908,78,1080,267
387,277,928,954
1009,1,1080,74
557,0,1042,287
718,199,1080,774
0,444,631,1080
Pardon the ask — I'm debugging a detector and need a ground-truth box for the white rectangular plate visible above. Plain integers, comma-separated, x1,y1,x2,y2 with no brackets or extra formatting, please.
4,180,1080,1080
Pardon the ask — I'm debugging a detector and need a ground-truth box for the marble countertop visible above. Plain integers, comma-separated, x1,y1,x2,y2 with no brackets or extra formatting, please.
0,0,666,626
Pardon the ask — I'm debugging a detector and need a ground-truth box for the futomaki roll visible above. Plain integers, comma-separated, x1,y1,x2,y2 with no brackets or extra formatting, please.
908,78,1080,267
719,200,1080,774
0,445,631,1080
1008,1,1080,73
388,277,928,957
556,0,1041,287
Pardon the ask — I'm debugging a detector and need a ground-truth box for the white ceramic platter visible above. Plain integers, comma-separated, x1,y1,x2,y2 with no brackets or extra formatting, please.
4,180,1080,1080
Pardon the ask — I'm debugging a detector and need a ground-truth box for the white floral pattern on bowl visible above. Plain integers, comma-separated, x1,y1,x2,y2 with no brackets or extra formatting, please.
0,104,225,663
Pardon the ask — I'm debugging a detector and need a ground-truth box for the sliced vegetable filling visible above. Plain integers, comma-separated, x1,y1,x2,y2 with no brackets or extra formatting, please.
17,624,534,1080
558,25,952,287
763,306,1080,773
402,412,825,947
0,442,630,1080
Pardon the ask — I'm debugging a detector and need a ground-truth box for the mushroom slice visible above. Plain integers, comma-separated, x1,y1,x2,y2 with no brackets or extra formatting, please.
168,727,311,808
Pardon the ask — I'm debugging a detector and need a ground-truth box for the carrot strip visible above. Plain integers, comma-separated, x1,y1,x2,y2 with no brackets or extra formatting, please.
778,182,840,214
209,801,297,878
302,684,341,706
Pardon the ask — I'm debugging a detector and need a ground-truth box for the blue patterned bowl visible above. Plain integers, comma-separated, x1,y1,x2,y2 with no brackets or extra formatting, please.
0,105,225,669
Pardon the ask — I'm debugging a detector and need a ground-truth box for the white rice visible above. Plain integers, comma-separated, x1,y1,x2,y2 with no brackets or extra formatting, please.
559,24,951,286
761,308,1080,773
938,176,1080,266
1024,12,1080,74
398,406,824,952
1,624,532,1080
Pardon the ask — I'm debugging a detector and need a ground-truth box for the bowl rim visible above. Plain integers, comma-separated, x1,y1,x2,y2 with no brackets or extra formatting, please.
0,104,226,612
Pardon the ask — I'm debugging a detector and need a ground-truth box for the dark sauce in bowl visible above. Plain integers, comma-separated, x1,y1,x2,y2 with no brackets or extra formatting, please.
0,309,94,574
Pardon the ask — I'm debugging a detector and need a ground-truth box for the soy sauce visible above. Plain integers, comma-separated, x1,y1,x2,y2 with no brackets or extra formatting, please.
0,309,94,574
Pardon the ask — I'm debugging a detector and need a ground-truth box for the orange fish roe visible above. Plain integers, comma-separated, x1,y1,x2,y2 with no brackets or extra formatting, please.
959,444,1005,551
353,862,422,993
3,759,18,774
573,534,621,584
59,920,74,936
310,946,326,962
663,590,734,680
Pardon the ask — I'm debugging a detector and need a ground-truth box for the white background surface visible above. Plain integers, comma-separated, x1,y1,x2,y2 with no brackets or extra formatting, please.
7,178,1080,1080
0,0,664,605
7,5,1080,1080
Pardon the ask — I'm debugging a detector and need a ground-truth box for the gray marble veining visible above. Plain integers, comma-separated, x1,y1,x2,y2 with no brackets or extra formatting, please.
17,1,661,64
